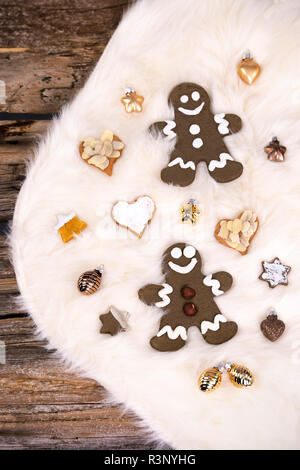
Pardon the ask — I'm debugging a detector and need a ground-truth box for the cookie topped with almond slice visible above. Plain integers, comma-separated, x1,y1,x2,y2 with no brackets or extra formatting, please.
79,130,125,176
215,210,259,255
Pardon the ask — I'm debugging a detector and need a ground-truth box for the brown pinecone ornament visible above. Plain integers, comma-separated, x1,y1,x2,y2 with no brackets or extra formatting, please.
264,137,286,162
77,266,103,295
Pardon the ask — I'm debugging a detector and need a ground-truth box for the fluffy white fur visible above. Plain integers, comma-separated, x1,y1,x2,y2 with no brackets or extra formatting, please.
11,0,300,450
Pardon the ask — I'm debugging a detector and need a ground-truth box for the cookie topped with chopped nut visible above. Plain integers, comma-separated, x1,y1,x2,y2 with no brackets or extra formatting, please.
215,210,259,255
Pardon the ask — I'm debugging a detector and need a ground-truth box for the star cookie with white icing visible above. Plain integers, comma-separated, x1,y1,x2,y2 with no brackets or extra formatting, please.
138,243,238,351
259,258,291,288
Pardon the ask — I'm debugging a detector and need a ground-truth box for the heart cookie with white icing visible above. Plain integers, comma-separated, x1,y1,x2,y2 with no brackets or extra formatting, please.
111,196,156,238
215,210,259,255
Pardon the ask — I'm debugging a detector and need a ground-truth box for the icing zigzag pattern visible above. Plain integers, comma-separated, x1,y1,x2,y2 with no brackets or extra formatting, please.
200,314,227,335
214,113,230,135
203,274,224,296
168,157,196,171
163,120,176,140
155,283,173,307
157,325,187,341
208,153,233,172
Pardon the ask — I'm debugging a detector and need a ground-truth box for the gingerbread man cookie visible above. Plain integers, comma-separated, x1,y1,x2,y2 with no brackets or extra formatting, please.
149,83,243,186
138,243,238,352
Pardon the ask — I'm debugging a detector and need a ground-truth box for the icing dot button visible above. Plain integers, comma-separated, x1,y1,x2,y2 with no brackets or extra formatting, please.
181,286,196,300
192,138,203,149
183,302,198,316
189,124,200,135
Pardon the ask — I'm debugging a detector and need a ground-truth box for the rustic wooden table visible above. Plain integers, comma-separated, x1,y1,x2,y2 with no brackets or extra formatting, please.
0,0,163,450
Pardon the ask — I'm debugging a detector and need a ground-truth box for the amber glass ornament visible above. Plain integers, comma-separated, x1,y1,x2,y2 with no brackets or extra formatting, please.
264,137,286,162
121,87,144,113
237,52,261,85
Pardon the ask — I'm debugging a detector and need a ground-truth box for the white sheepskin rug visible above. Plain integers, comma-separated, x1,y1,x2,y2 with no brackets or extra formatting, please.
11,0,300,450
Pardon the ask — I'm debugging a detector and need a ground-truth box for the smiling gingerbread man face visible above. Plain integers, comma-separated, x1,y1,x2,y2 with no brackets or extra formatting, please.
162,242,202,276
168,83,210,115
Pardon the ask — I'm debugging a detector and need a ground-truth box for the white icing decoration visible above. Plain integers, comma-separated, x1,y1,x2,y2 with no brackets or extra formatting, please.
157,325,187,341
55,212,75,231
171,247,182,259
203,274,224,296
200,314,227,335
168,157,196,171
162,120,176,140
262,259,289,287
192,137,203,149
112,196,155,237
189,124,200,135
109,306,130,330
180,95,188,103
208,153,234,172
178,101,205,115
183,245,196,259
214,113,230,135
168,258,197,274
192,91,200,101
155,284,173,308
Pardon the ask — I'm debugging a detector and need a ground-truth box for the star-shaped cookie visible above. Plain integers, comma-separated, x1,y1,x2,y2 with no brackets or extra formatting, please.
99,306,129,336
259,258,291,288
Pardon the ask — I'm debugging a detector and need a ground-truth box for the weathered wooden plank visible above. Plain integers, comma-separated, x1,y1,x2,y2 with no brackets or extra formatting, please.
0,400,156,450
0,316,36,341
0,145,30,221
0,121,48,143
0,294,24,317
0,143,33,164
0,0,131,115
0,315,159,450
0,436,155,450
0,277,18,293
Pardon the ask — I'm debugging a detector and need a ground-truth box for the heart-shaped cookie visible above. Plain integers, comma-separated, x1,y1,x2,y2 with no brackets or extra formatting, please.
261,310,285,342
215,210,259,255
112,196,156,238
79,130,125,176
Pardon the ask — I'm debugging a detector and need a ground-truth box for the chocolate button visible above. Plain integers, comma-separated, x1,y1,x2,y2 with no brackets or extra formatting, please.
181,286,196,300
183,302,197,316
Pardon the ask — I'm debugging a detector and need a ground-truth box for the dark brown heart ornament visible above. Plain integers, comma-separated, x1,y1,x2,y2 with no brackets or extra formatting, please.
260,310,285,342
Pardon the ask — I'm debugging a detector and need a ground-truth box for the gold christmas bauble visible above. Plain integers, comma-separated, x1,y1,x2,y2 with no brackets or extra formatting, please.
226,363,253,388
237,56,261,85
198,367,222,392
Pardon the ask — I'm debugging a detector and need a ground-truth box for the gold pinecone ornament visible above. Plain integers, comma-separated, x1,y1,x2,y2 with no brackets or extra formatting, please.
198,367,222,392
226,363,254,388
198,362,254,392
77,266,103,295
